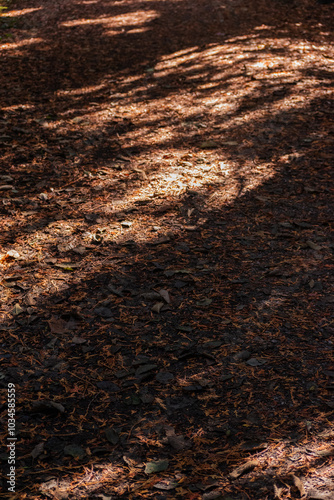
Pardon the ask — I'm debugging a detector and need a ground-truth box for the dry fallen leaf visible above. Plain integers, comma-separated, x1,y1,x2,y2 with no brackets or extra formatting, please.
306,240,322,251
152,302,164,313
7,250,21,259
159,289,171,303
31,442,45,459
292,474,306,497
273,484,284,499
71,336,87,344
48,317,69,335
12,304,24,316
229,460,258,479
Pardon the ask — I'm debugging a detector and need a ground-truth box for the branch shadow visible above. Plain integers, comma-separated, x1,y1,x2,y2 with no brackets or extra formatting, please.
0,0,333,497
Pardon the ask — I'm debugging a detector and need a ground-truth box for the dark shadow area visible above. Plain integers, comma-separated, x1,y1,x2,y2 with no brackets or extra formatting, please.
0,0,333,498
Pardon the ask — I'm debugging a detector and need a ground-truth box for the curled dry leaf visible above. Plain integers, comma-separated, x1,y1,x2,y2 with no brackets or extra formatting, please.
12,303,24,316
71,336,87,344
246,358,267,367
145,459,169,474
229,460,258,479
159,289,171,303
199,140,218,149
292,475,306,497
152,302,164,313
306,240,322,251
141,291,161,301
105,427,119,445
274,484,284,499
63,444,86,460
31,442,45,459
153,478,179,490
7,250,21,259
48,317,69,335
166,432,187,451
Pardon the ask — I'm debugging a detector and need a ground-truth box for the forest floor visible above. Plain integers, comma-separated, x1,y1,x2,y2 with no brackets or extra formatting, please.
0,0,333,498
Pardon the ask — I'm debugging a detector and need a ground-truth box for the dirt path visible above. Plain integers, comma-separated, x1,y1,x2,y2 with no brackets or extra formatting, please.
0,0,333,498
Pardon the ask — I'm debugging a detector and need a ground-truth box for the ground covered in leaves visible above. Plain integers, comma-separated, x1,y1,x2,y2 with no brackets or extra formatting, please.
0,0,333,498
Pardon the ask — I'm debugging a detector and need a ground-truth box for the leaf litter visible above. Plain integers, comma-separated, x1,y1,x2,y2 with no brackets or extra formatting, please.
0,0,333,499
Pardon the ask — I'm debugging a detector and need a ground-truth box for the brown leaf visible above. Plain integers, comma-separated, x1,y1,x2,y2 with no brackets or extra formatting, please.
71,336,87,344
73,245,87,255
25,293,36,306
315,447,334,457
155,203,174,213
274,484,284,499
12,303,24,316
202,491,223,500
150,236,171,246
153,478,178,490
48,317,69,335
152,302,164,313
141,291,161,301
7,250,21,259
306,489,334,499
306,240,322,251
199,140,218,149
164,426,188,451
229,460,258,479
159,289,171,303
167,433,187,451
292,475,306,497
31,442,45,459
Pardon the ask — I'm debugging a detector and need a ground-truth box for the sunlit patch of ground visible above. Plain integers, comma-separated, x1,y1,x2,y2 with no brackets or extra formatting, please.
0,37,43,49
0,0,333,498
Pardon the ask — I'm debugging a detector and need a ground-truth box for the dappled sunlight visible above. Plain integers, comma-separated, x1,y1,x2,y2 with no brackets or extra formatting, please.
61,9,158,28
57,83,106,96
1,103,35,112
36,422,334,497
0,11,332,258
124,26,150,34
0,37,44,50
1,19,332,241
162,46,200,61
2,7,42,17
46,29,329,209
0,0,333,498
